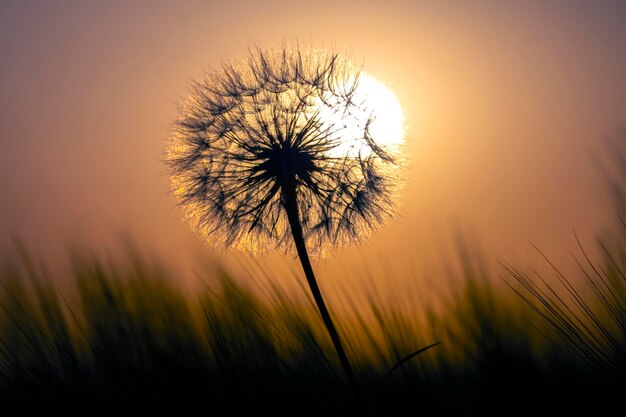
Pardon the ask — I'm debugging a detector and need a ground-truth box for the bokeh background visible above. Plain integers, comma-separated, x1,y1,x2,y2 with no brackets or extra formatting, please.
1,0,626,297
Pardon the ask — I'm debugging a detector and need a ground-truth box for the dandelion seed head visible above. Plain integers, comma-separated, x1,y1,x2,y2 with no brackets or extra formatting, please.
167,47,404,254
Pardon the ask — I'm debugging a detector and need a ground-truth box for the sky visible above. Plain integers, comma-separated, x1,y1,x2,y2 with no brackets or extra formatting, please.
1,1,626,296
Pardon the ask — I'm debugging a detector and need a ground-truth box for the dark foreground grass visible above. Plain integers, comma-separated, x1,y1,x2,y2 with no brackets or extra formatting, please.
0,237,624,416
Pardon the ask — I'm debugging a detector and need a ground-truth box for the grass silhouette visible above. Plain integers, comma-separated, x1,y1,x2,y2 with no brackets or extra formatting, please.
1,232,624,416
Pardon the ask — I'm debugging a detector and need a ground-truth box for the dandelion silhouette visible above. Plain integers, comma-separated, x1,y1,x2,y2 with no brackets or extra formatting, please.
167,46,401,398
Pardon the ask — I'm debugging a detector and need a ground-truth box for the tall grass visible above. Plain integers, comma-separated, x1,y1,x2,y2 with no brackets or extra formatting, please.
502,231,625,415
0,235,623,415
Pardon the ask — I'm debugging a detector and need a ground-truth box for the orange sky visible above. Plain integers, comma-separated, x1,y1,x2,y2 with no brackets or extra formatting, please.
1,1,626,295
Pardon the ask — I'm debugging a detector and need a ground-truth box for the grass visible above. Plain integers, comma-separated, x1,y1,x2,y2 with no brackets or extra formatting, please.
0,233,624,416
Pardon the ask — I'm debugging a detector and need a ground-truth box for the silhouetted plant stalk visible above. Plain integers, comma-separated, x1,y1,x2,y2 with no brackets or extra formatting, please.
282,179,360,396
167,46,401,399
503,236,626,377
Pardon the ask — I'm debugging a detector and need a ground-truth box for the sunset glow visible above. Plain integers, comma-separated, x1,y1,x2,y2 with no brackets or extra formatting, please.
1,2,626,413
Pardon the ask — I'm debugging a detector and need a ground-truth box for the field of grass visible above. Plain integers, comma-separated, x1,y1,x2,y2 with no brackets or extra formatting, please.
1,229,624,416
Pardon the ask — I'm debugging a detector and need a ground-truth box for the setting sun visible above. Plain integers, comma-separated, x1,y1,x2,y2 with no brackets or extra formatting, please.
355,74,405,150
316,72,405,157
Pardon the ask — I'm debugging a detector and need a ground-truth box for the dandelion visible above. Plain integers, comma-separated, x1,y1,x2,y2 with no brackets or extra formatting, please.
167,46,402,397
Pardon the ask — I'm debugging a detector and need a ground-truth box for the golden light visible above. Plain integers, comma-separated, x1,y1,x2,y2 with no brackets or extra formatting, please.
316,73,405,157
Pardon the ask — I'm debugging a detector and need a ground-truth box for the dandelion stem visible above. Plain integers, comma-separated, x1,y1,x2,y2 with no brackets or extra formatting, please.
283,183,362,401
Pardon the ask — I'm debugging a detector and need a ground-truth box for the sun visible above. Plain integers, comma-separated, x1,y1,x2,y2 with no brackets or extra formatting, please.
315,72,405,157
355,74,405,150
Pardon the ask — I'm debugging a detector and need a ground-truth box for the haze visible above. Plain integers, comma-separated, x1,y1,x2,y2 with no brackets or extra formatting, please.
1,1,625,295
